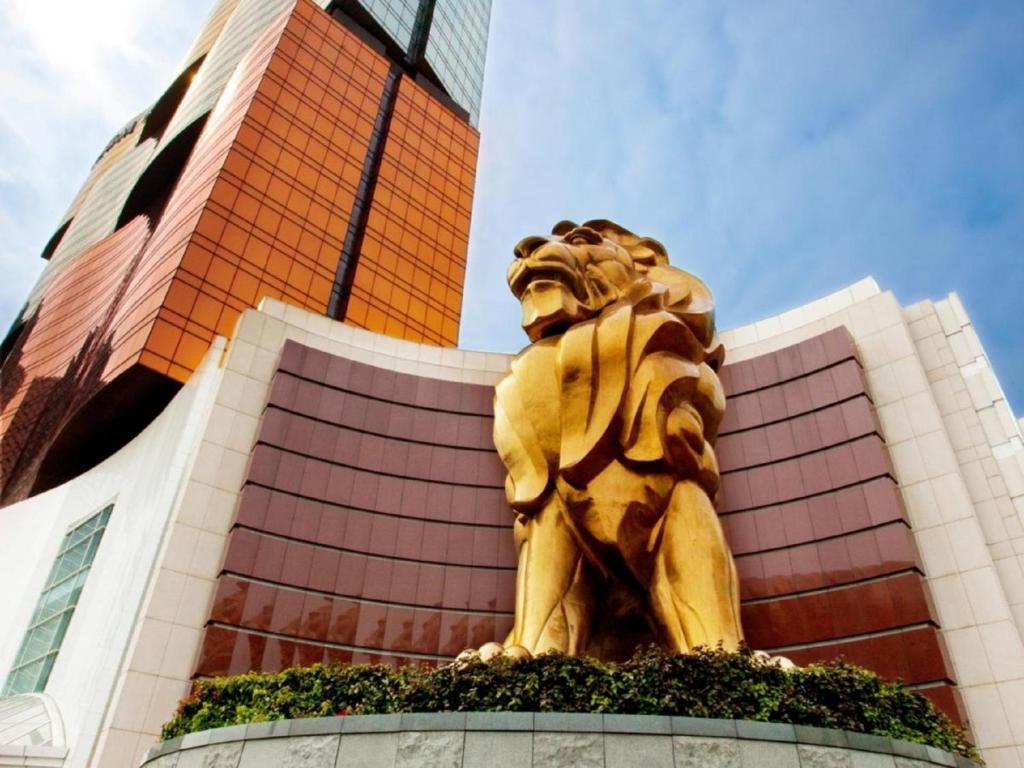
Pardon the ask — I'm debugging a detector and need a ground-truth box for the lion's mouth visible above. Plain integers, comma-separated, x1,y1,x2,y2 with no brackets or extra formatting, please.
509,256,585,301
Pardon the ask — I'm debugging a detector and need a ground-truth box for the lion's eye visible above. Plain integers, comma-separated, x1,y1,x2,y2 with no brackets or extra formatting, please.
565,227,602,246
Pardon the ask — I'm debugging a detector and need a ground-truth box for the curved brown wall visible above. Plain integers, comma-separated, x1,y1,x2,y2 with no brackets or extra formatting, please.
715,327,957,719
197,328,959,721
198,338,514,674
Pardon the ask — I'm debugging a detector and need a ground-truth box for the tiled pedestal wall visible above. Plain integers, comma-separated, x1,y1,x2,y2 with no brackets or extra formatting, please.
140,714,978,768
194,325,959,720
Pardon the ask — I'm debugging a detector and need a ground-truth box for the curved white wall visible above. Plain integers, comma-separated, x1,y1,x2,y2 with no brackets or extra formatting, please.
721,277,1024,767
0,343,224,768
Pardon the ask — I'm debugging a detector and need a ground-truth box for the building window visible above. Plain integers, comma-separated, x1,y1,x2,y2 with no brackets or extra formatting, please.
2,505,113,695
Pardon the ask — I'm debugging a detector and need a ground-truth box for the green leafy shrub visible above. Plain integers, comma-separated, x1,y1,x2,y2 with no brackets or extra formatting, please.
161,646,976,759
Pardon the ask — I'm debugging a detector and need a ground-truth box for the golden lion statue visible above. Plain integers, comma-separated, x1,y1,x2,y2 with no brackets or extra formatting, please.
481,219,743,663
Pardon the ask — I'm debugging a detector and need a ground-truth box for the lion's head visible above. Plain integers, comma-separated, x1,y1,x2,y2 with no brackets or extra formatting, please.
508,219,670,342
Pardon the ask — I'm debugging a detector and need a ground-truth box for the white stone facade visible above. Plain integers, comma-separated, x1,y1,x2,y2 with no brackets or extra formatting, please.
723,280,1024,768
0,345,224,768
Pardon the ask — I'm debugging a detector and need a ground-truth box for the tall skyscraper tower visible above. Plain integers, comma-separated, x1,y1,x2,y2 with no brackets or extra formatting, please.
0,0,491,506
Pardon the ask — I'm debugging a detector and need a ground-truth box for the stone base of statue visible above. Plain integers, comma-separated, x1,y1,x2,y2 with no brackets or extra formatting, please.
141,713,975,768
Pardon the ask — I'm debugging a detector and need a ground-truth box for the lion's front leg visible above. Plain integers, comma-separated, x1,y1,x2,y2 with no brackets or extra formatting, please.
649,480,743,653
502,494,597,657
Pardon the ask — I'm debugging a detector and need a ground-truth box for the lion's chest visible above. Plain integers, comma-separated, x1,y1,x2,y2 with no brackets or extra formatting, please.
511,343,563,464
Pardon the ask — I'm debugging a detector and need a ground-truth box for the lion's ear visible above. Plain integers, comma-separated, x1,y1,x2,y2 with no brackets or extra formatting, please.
552,220,577,236
631,237,669,269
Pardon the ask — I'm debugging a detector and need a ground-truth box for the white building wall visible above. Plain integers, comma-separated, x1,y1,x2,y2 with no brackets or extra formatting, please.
903,295,1024,638
723,281,1024,768
0,345,224,768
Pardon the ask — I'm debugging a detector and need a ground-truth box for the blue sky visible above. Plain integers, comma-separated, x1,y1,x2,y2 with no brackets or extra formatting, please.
1,1,1021,412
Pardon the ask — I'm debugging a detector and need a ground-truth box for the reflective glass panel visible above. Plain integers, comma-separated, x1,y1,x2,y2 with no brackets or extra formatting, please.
358,0,418,50
424,0,492,125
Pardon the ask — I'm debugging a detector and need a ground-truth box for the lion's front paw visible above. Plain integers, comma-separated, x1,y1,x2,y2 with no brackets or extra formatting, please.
753,649,797,670
454,642,533,667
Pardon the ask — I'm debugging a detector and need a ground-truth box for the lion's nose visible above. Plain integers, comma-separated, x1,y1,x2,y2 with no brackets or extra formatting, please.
514,235,547,261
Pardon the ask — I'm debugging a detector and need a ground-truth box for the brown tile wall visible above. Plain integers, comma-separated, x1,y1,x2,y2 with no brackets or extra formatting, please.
196,327,961,721
197,338,513,673
718,327,958,720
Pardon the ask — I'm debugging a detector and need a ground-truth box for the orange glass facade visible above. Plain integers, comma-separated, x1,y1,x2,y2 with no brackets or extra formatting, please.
345,77,477,344
0,219,153,500
126,1,389,380
0,0,482,503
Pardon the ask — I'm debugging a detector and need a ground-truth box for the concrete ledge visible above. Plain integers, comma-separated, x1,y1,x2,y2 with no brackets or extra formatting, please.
0,745,69,768
141,714,977,767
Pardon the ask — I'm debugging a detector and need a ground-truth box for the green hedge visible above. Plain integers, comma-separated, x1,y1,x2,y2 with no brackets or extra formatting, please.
162,646,976,759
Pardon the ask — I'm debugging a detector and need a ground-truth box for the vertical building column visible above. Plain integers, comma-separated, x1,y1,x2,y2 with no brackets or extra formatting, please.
327,65,403,320
904,294,1024,643
405,0,437,65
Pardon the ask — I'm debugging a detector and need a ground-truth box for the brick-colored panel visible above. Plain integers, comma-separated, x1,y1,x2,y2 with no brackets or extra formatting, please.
742,572,933,648
733,521,920,600
783,626,952,689
200,342,513,668
718,327,858,396
717,396,879,470
720,477,908,556
715,330,958,721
